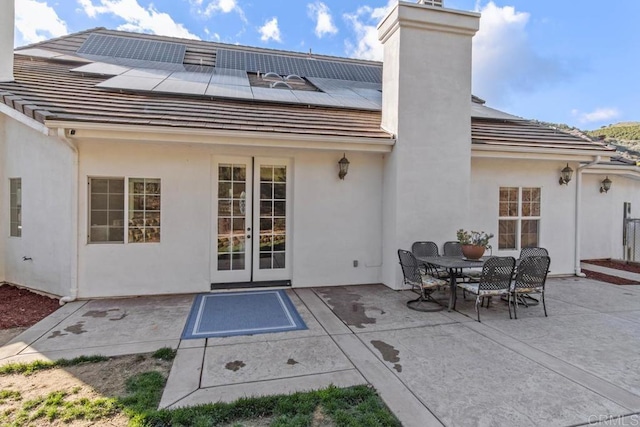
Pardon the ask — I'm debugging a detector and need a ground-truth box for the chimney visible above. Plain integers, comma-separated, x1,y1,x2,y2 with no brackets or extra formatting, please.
0,0,15,82
377,2,480,287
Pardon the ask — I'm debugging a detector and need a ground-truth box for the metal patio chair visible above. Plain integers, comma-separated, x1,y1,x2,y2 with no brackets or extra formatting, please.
514,247,549,306
455,256,516,322
512,255,551,319
411,241,448,279
398,249,448,312
443,241,463,257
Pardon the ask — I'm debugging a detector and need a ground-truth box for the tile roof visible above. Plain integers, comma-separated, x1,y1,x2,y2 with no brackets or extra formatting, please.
472,118,615,153
0,28,617,154
0,56,390,140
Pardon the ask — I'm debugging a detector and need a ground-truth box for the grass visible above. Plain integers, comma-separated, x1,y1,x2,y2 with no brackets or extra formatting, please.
0,353,401,426
0,355,108,376
152,347,177,361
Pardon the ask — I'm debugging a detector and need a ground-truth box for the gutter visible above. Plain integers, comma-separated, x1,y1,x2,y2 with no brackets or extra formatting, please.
44,121,396,153
574,156,601,277
56,128,79,305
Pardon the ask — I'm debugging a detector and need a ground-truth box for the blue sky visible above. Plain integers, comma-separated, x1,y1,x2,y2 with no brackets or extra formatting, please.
13,0,640,130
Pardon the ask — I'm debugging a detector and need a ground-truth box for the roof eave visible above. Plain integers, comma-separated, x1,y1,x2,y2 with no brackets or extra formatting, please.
44,120,396,153
471,144,615,162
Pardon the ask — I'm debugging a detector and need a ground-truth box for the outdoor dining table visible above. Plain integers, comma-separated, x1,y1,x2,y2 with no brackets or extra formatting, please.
417,256,489,311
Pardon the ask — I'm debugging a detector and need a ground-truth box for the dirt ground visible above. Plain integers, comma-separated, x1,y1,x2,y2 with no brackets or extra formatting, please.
0,353,173,426
582,259,640,285
0,284,60,329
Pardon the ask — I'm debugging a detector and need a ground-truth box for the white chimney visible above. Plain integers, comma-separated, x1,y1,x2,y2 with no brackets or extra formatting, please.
0,0,15,82
378,1,480,287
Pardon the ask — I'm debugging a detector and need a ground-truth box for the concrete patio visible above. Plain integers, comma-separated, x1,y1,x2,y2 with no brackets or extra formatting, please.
2,275,640,427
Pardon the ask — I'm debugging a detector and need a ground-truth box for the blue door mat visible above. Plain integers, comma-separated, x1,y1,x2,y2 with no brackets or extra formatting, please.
182,289,307,339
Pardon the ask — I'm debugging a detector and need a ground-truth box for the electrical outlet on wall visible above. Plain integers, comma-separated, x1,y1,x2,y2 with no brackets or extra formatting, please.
353,260,358,267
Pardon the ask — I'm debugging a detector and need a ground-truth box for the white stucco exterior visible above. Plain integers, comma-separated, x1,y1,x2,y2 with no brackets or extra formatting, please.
1,1,637,299
470,158,578,275
1,115,74,296
580,172,640,261
0,0,14,82
76,140,384,298
378,2,480,289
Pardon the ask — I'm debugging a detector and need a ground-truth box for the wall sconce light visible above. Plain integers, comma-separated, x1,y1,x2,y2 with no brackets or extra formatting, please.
559,163,573,185
600,176,612,193
338,153,350,180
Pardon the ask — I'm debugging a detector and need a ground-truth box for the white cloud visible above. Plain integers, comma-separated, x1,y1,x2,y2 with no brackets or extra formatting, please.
572,108,620,124
472,2,570,104
77,0,199,40
259,17,281,43
15,0,68,46
192,0,247,23
307,2,338,38
343,0,394,61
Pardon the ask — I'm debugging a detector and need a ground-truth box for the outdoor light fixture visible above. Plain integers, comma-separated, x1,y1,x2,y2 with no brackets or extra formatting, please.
338,153,350,180
559,163,573,185
600,176,612,193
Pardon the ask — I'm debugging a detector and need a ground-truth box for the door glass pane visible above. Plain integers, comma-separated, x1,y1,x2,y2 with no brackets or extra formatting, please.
259,165,286,270
218,164,247,271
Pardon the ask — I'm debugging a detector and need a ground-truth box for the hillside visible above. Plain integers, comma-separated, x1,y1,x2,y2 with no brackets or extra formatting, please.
532,120,640,160
587,122,640,142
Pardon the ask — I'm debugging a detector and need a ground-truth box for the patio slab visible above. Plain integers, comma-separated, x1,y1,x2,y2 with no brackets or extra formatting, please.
314,284,455,332
358,322,627,427
3,277,640,427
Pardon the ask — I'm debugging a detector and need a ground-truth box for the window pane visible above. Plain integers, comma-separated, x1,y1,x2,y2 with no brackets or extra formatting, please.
218,254,231,271
232,254,245,270
498,220,517,250
90,178,124,243
273,167,286,183
499,187,519,217
260,253,272,269
10,178,22,237
127,178,161,243
522,187,541,217
521,219,539,248
273,253,286,269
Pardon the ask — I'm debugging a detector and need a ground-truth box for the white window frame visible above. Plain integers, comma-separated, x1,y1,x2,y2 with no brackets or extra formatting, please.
498,186,541,251
88,177,161,244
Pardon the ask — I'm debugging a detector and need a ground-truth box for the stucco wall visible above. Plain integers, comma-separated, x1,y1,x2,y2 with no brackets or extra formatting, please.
2,116,74,296
471,157,577,275
0,115,5,282
78,140,384,298
580,173,640,260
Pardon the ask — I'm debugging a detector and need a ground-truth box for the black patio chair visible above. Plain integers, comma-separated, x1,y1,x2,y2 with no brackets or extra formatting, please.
443,241,463,257
398,249,448,312
455,256,516,322
514,247,549,306
411,241,448,278
512,255,551,319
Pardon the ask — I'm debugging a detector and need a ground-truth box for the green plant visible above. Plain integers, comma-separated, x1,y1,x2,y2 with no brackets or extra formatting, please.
456,229,494,248
152,347,177,361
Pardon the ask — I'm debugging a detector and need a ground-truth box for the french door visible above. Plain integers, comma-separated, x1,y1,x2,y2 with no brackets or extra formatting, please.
211,156,291,284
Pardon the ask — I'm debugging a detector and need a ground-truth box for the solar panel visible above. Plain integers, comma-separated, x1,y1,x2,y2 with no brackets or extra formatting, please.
217,49,381,83
70,62,131,76
77,34,187,64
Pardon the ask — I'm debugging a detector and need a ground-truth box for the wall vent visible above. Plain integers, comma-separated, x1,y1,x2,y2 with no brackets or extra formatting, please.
418,0,443,6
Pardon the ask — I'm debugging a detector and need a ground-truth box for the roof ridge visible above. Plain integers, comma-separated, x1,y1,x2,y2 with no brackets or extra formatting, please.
15,27,106,51
34,27,383,67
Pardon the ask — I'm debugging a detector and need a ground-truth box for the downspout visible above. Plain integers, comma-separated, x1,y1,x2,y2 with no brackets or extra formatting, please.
574,156,601,276
57,128,79,304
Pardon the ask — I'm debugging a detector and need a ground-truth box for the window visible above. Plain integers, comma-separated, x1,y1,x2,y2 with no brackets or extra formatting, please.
498,187,541,250
9,178,21,237
128,178,161,243
89,177,160,244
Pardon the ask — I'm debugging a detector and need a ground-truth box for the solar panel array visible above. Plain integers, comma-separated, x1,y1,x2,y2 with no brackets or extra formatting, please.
78,34,187,64
217,49,382,83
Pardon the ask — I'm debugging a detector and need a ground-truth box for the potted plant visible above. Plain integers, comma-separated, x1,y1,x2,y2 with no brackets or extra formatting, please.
456,229,494,260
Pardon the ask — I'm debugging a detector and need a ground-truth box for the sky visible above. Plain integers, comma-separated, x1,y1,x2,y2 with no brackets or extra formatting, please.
12,0,640,130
